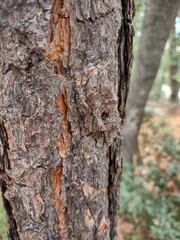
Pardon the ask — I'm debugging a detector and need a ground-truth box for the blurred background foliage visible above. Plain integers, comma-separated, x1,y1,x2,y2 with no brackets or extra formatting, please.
119,0,180,239
119,114,180,240
0,195,7,240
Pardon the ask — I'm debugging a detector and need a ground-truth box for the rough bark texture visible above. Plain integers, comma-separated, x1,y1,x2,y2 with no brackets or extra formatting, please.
0,1,134,239
123,0,180,162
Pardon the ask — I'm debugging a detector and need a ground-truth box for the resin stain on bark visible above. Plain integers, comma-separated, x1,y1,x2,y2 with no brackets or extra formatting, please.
47,1,72,238
47,0,72,160
51,165,66,238
57,91,72,160
46,0,71,75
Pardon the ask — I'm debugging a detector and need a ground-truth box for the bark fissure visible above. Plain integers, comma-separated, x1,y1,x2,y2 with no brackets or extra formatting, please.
0,121,10,171
0,121,19,239
108,145,117,239
118,0,135,121
108,139,122,239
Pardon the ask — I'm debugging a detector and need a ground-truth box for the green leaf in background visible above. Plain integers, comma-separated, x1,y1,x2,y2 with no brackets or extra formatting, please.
0,194,7,240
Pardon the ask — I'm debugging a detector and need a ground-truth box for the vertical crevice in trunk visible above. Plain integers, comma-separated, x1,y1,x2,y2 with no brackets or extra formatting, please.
118,0,135,122
0,121,11,171
108,140,122,239
109,0,134,238
0,121,19,239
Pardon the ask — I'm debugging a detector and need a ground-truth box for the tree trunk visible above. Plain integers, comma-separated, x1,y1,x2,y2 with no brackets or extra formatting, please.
169,27,179,103
123,0,180,163
0,1,134,239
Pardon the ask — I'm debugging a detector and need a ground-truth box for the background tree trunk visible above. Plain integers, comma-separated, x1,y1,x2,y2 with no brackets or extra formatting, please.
123,0,180,163
169,27,179,103
0,1,134,239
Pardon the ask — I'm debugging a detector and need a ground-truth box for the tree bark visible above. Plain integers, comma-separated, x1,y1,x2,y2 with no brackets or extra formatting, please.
123,0,180,162
0,1,134,239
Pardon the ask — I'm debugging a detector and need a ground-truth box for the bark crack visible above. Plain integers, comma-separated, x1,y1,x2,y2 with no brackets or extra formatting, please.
118,0,135,121
0,121,10,171
108,144,118,239
108,138,123,239
0,121,20,239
